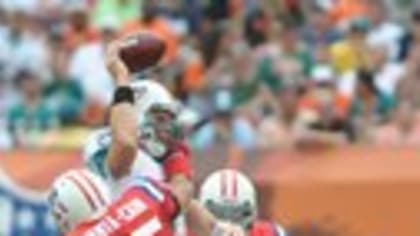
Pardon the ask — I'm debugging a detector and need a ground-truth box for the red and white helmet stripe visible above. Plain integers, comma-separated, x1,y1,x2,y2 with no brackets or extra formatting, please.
220,169,239,202
63,170,107,212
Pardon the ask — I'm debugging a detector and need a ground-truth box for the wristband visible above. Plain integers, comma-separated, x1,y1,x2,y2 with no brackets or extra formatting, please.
112,86,135,105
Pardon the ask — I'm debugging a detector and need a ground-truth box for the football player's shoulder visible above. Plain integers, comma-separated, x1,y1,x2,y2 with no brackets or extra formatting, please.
83,128,112,178
83,128,111,161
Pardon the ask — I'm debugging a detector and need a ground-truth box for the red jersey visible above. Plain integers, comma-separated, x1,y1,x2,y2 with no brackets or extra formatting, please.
249,220,287,236
162,142,193,181
67,178,179,236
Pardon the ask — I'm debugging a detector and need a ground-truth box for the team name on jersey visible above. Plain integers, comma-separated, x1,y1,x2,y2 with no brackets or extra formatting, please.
85,198,148,236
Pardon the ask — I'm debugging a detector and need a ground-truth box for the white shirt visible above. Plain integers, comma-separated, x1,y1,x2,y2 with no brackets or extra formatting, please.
374,63,405,96
337,71,357,98
0,30,49,81
367,22,405,61
83,128,165,194
69,43,114,104
0,0,39,13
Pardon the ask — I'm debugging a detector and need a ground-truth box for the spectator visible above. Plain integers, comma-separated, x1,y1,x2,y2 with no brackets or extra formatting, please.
44,49,84,125
326,0,368,28
0,9,49,82
197,15,224,67
157,0,189,37
177,36,205,98
8,70,59,148
244,8,270,48
192,37,258,152
293,69,351,148
366,2,405,62
310,46,335,83
122,0,179,63
369,45,405,105
191,102,257,152
68,17,118,125
0,74,15,150
374,105,420,147
63,3,99,52
255,23,312,124
398,10,420,108
301,7,342,49
257,23,313,94
351,69,394,142
329,18,370,74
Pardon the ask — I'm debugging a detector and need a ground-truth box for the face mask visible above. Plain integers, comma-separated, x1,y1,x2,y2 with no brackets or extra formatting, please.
205,200,255,228
139,123,168,159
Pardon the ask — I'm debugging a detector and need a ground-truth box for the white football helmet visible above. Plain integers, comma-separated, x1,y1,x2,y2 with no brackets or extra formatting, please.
48,169,111,233
130,80,182,158
130,80,177,124
199,169,258,228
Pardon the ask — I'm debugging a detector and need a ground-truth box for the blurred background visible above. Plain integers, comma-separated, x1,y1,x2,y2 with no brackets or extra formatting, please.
0,0,420,235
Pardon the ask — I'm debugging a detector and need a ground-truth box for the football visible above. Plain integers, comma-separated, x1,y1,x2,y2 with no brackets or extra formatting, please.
119,33,166,73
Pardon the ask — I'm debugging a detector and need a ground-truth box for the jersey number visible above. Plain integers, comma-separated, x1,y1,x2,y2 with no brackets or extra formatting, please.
118,198,162,236
131,217,162,236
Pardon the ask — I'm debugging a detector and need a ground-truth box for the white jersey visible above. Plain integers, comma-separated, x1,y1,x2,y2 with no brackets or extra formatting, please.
83,128,186,236
83,128,165,195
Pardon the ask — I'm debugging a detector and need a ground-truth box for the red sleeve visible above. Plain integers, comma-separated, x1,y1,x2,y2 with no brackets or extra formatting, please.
148,179,181,220
163,143,193,180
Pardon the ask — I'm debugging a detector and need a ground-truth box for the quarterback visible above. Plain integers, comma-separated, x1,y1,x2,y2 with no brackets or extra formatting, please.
78,38,243,235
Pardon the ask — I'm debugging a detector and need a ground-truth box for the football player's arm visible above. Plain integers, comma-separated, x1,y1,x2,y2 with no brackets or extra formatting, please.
168,174,194,210
105,40,138,180
168,174,217,234
164,153,214,233
186,199,217,234
164,148,244,235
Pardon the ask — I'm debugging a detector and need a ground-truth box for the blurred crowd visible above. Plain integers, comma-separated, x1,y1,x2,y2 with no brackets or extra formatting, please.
0,0,419,153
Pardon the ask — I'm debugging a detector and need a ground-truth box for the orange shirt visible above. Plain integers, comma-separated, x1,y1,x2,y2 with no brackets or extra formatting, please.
121,18,178,63
182,59,205,92
329,0,368,25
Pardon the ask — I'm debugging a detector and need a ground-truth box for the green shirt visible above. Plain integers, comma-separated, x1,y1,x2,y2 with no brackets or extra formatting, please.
255,49,313,93
44,78,84,124
94,0,142,27
351,92,396,121
8,101,59,134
